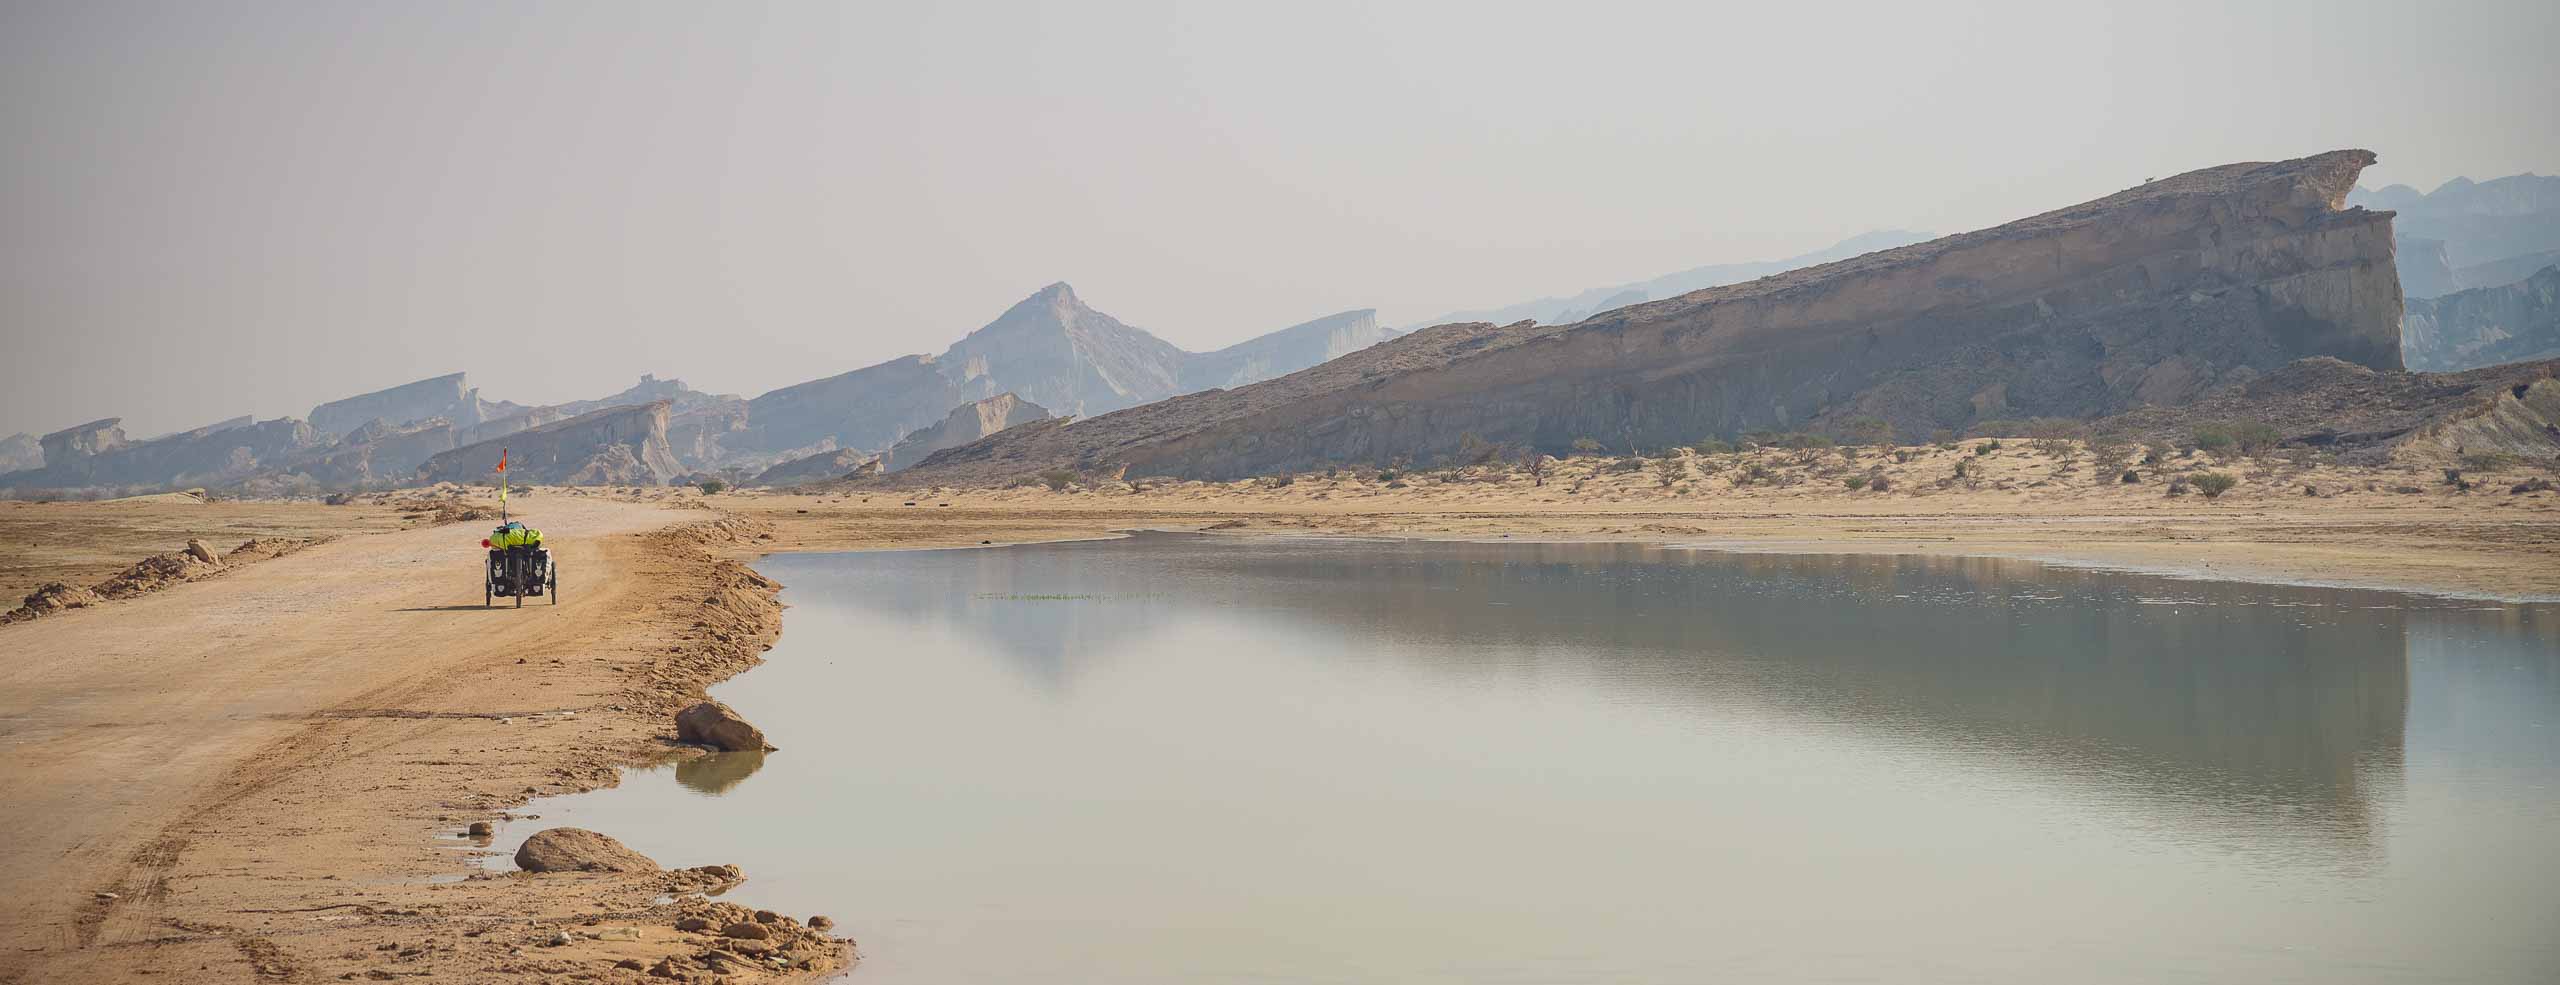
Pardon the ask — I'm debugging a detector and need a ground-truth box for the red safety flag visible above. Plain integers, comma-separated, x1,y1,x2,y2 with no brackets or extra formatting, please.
497,449,508,472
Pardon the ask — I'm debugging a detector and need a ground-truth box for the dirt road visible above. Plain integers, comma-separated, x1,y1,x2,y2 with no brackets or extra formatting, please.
0,497,845,984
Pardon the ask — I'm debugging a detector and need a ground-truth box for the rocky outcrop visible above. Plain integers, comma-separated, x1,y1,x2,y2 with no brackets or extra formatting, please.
0,433,42,473
39,418,126,465
737,355,973,461
416,401,682,486
4,417,322,494
885,394,1050,471
308,373,514,436
674,700,774,752
1179,310,1395,391
513,828,659,873
750,448,876,488
2403,266,2560,371
905,150,2406,482
271,417,461,488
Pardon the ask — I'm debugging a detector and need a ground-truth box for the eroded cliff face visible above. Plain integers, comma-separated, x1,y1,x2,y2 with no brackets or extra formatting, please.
4,417,321,493
909,150,2405,482
2402,265,2560,371
884,393,1052,471
0,433,40,474
309,373,496,435
416,401,681,486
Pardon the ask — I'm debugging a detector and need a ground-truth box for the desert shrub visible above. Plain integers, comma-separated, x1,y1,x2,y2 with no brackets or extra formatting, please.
1037,468,1078,491
1844,475,1870,490
1840,416,1893,446
2089,437,2133,477
1609,456,1647,473
1264,473,1295,488
1952,459,1971,478
2192,472,2238,498
1457,431,1501,465
1654,458,1686,486
2141,440,2173,465
2231,421,2282,454
2191,426,2236,453
1867,474,1892,492
1973,440,2000,455
1930,429,1957,448
1738,464,1774,486
1518,449,1552,486
1375,468,1401,482
1570,437,1607,456
1690,438,1734,455
696,480,726,495
2030,436,2076,459
1892,449,1915,464
2461,452,2522,472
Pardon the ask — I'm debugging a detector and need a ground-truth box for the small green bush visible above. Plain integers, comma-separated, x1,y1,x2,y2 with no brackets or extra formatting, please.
696,480,726,495
1844,475,1870,490
1037,468,1078,491
2192,426,2236,453
1690,438,1734,455
2230,421,2282,454
2193,472,2238,498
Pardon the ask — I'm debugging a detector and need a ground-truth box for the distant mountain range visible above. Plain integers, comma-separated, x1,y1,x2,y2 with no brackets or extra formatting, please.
1403,230,1935,330
2403,264,2560,372
2349,173,2560,299
0,285,1398,496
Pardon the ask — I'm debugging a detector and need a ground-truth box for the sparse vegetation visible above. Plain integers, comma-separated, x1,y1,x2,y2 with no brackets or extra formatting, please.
2192,472,2238,498
1841,416,1893,446
1519,449,1552,486
1844,475,1870,490
1570,437,1607,456
1037,468,1078,491
696,480,726,495
1689,438,1734,455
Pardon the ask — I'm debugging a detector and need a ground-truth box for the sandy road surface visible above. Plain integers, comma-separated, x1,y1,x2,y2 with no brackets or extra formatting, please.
0,497,833,983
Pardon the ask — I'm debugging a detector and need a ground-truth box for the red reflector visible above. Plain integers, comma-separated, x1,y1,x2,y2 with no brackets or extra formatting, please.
481,539,492,548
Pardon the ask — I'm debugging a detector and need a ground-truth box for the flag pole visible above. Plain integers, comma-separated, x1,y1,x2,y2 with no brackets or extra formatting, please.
498,447,509,524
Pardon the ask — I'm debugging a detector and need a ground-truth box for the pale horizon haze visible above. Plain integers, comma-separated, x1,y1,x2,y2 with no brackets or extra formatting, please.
4,0,2555,438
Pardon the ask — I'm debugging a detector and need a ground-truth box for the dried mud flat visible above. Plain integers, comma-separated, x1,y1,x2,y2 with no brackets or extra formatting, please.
1,457,2554,984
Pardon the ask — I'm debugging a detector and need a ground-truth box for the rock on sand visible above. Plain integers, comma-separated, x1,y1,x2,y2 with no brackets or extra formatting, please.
512,827,660,873
675,700,775,752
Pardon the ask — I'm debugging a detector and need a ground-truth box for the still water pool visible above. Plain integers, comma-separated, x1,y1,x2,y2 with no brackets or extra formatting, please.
496,534,2560,984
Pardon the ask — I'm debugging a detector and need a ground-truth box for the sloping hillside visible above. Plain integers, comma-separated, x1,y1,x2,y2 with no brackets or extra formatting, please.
902,150,2405,482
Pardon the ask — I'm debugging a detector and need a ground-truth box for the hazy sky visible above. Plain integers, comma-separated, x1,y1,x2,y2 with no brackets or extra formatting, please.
4,0,2554,438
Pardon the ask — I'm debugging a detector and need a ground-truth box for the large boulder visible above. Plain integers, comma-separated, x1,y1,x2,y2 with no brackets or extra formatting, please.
676,700,774,752
513,827,659,873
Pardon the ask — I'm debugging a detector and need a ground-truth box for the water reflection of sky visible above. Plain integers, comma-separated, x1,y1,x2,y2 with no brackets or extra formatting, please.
497,535,2560,985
